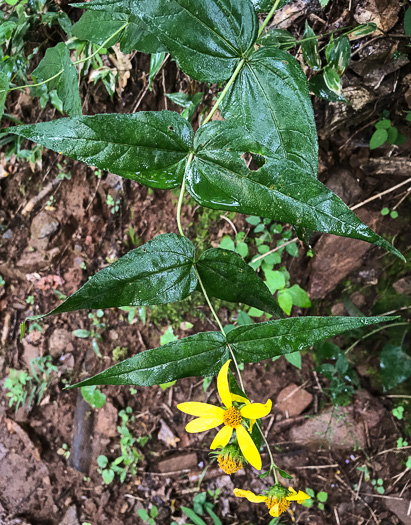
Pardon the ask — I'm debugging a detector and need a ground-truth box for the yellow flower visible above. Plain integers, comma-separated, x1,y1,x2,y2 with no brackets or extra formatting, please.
234,485,310,518
177,359,271,470
216,444,244,475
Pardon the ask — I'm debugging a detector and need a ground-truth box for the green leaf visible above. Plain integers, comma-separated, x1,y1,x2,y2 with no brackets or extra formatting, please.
323,66,342,94
104,0,258,83
375,119,392,129
72,329,91,338
301,22,321,70
387,126,398,145
181,507,207,525
320,0,331,5
0,72,9,124
220,47,318,178
278,468,293,479
160,326,178,345
317,491,328,503
380,344,411,391
8,111,193,189
205,503,222,525
102,469,115,484
72,11,127,47
121,15,168,54
285,351,301,369
325,35,350,75
69,331,228,388
32,43,81,117
257,28,297,50
32,234,196,321
237,311,253,326
226,316,398,363
138,509,149,521
405,8,411,36
309,74,348,103
149,52,166,90
196,248,283,318
97,455,109,468
251,0,290,12
81,385,107,408
349,23,377,38
370,128,388,150
287,284,311,308
188,121,404,260
278,290,293,315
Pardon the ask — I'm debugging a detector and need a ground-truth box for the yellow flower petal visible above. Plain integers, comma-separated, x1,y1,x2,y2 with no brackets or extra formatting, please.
233,489,267,504
287,490,311,504
217,359,232,409
177,402,225,419
269,504,280,517
210,425,233,449
231,393,249,405
236,424,262,470
240,399,272,420
185,417,222,433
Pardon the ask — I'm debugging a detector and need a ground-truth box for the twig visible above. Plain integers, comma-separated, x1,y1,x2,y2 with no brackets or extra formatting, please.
220,214,237,235
132,54,169,113
334,508,341,525
335,474,380,525
359,494,404,501
350,177,411,211
294,464,339,469
21,176,60,215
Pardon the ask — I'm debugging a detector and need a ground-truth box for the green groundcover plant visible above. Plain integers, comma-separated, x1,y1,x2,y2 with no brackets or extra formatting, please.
0,0,404,520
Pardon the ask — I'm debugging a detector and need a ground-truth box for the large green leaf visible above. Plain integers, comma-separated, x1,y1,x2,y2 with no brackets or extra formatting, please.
32,42,82,117
69,332,228,387
0,72,9,123
196,248,283,318
220,46,318,178
227,316,398,363
8,111,192,189
187,121,404,260
71,11,166,54
34,234,197,319
76,0,258,82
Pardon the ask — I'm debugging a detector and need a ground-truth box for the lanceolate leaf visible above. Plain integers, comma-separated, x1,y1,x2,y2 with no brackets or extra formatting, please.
220,47,318,178
34,234,197,319
78,0,258,82
188,121,404,260
69,332,228,388
8,111,193,189
0,72,9,123
32,42,82,117
309,74,348,103
227,316,398,363
326,35,351,75
196,248,283,318
301,22,321,70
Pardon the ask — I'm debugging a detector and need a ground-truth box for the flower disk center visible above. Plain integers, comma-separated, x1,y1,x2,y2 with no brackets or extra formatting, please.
223,407,242,428
266,496,290,514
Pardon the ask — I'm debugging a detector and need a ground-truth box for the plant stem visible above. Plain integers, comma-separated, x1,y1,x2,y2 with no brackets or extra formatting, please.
257,421,278,483
176,152,194,237
5,23,129,94
344,322,408,355
257,0,283,38
202,58,245,125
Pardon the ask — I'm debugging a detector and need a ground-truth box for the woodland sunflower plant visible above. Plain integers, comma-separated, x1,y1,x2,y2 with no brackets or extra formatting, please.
0,0,403,520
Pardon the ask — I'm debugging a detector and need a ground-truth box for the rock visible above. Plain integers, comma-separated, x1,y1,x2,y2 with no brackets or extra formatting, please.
326,168,362,206
59,353,75,373
354,0,401,33
350,291,366,309
393,276,411,296
60,505,80,525
31,211,59,240
48,328,73,358
2,229,13,240
276,383,313,417
309,209,379,300
343,86,375,112
331,302,347,316
158,419,180,448
289,407,366,449
22,341,40,367
384,495,411,524
157,453,198,473
95,401,118,438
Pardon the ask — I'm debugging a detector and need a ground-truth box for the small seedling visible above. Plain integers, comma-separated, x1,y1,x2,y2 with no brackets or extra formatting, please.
57,443,71,460
302,488,328,510
381,207,399,219
138,506,158,525
393,406,404,420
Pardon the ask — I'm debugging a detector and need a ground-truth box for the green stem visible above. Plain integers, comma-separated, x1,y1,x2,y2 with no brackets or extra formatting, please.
176,152,194,237
344,322,408,355
4,23,129,94
257,421,278,483
257,0,283,38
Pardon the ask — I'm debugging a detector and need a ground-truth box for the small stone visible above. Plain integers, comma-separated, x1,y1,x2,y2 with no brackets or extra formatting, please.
158,419,180,448
384,494,411,524
2,229,12,240
326,168,362,205
31,211,59,240
331,302,347,316
350,291,366,308
60,505,80,525
48,328,73,358
22,341,40,367
276,383,313,417
157,453,198,473
95,401,118,438
393,276,411,296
